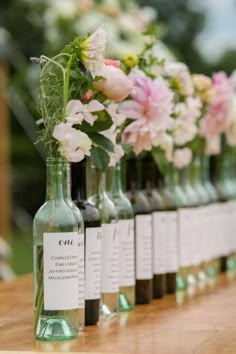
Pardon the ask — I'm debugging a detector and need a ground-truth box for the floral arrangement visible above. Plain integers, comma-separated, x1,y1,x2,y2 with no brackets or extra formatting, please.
36,26,132,170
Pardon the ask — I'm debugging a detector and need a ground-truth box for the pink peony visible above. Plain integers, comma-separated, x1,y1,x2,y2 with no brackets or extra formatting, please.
200,72,233,138
120,69,174,154
93,64,133,102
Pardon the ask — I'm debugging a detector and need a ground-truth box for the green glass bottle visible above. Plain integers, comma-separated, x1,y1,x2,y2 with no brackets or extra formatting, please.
88,167,119,318
108,162,135,311
126,157,153,304
71,160,102,326
142,156,167,299
33,158,82,341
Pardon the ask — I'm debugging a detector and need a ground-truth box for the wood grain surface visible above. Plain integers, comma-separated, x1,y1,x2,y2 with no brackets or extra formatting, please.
0,274,236,353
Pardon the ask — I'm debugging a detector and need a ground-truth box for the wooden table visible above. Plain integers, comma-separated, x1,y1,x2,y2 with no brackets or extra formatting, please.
0,274,236,353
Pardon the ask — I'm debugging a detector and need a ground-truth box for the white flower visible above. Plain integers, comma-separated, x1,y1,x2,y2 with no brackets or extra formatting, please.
152,133,173,162
80,26,107,77
205,135,221,156
66,100,104,126
165,61,194,96
100,125,124,166
107,103,126,126
173,148,192,169
53,123,92,162
173,120,197,146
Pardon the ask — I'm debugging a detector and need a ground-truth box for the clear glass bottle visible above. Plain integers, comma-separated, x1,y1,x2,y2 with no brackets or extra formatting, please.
71,160,102,325
201,156,219,279
142,156,167,299
64,163,85,331
108,161,135,311
214,154,233,272
179,166,199,290
189,154,209,285
88,167,119,318
157,169,178,294
126,157,153,304
165,164,189,292
33,158,81,341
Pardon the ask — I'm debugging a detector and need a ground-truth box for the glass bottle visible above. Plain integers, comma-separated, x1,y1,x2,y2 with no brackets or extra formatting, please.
215,154,233,272
189,154,209,286
108,162,135,311
158,169,178,294
125,157,153,304
64,163,85,331
71,160,102,326
201,156,219,279
33,158,81,341
88,167,119,318
179,166,199,291
165,164,189,292
142,156,167,299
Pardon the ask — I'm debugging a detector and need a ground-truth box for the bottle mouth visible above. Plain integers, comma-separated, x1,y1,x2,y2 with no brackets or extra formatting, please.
46,157,68,165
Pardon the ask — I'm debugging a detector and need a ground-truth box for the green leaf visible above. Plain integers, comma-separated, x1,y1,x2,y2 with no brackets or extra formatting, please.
151,147,168,175
88,132,114,152
79,110,113,133
121,143,132,154
90,146,110,171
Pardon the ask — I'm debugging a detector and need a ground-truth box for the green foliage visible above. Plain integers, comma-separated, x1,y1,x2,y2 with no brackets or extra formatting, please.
79,110,113,133
151,147,168,175
88,132,114,153
90,146,110,171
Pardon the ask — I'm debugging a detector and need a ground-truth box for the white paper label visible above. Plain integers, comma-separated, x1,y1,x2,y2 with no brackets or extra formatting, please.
43,232,79,311
101,223,119,293
119,219,135,287
166,211,178,272
78,233,85,309
153,212,167,274
178,209,192,267
135,214,152,280
85,227,102,300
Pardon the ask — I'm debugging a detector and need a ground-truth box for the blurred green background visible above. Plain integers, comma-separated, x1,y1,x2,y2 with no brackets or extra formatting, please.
1,0,236,276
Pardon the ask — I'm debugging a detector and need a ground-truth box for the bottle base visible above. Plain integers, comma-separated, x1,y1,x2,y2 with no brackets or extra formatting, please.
119,292,134,312
36,316,78,341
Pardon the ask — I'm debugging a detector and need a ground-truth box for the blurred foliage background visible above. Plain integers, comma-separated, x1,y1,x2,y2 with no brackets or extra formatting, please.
0,0,236,275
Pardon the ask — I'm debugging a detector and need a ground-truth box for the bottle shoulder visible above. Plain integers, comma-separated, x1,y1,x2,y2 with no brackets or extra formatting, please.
126,190,151,214
75,200,101,224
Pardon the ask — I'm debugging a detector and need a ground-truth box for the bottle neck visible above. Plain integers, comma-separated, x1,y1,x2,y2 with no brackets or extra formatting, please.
46,158,66,201
164,163,180,189
64,163,72,202
201,155,210,183
95,169,107,199
71,159,87,201
189,154,202,186
112,162,123,195
216,154,230,182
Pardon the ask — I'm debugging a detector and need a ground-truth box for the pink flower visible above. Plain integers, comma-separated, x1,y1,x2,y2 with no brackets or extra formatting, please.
53,123,92,162
93,64,133,102
66,99,104,126
103,59,120,68
120,69,174,154
173,148,192,169
200,72,233,138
